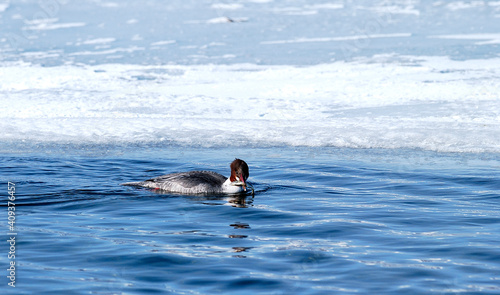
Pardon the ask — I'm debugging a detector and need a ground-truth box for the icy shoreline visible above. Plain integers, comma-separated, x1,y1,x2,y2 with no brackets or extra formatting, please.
1,55,499,153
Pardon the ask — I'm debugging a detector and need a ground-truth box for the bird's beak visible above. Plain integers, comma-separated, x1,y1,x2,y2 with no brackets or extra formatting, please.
239,174,246,191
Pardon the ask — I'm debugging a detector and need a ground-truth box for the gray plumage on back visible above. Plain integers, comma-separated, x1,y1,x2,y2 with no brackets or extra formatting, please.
123,171,227,194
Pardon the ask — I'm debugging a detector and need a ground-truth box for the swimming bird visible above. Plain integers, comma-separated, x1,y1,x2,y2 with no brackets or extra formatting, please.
122,158,249,195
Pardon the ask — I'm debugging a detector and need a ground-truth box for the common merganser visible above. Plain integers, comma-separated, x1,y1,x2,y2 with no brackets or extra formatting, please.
122,158,249,195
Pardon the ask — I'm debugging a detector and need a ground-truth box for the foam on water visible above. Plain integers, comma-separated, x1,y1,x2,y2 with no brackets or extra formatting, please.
1,55,499,152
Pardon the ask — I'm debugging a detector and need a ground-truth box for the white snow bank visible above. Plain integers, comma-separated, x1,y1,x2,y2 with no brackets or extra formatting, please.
1,55,499,152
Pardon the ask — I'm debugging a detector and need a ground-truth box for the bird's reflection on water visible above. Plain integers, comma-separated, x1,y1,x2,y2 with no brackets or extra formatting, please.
229,223,253,257
146,183,265,208
142,185,267,258
148,191,254,207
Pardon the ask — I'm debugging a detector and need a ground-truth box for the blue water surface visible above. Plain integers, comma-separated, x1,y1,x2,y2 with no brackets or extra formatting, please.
1,146,500,294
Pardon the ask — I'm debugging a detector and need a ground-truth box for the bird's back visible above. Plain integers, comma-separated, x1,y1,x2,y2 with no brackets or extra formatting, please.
124,171,227,194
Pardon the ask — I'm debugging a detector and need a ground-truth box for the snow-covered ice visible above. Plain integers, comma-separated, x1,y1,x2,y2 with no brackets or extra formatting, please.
1,55,498,152
0,0,499,152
